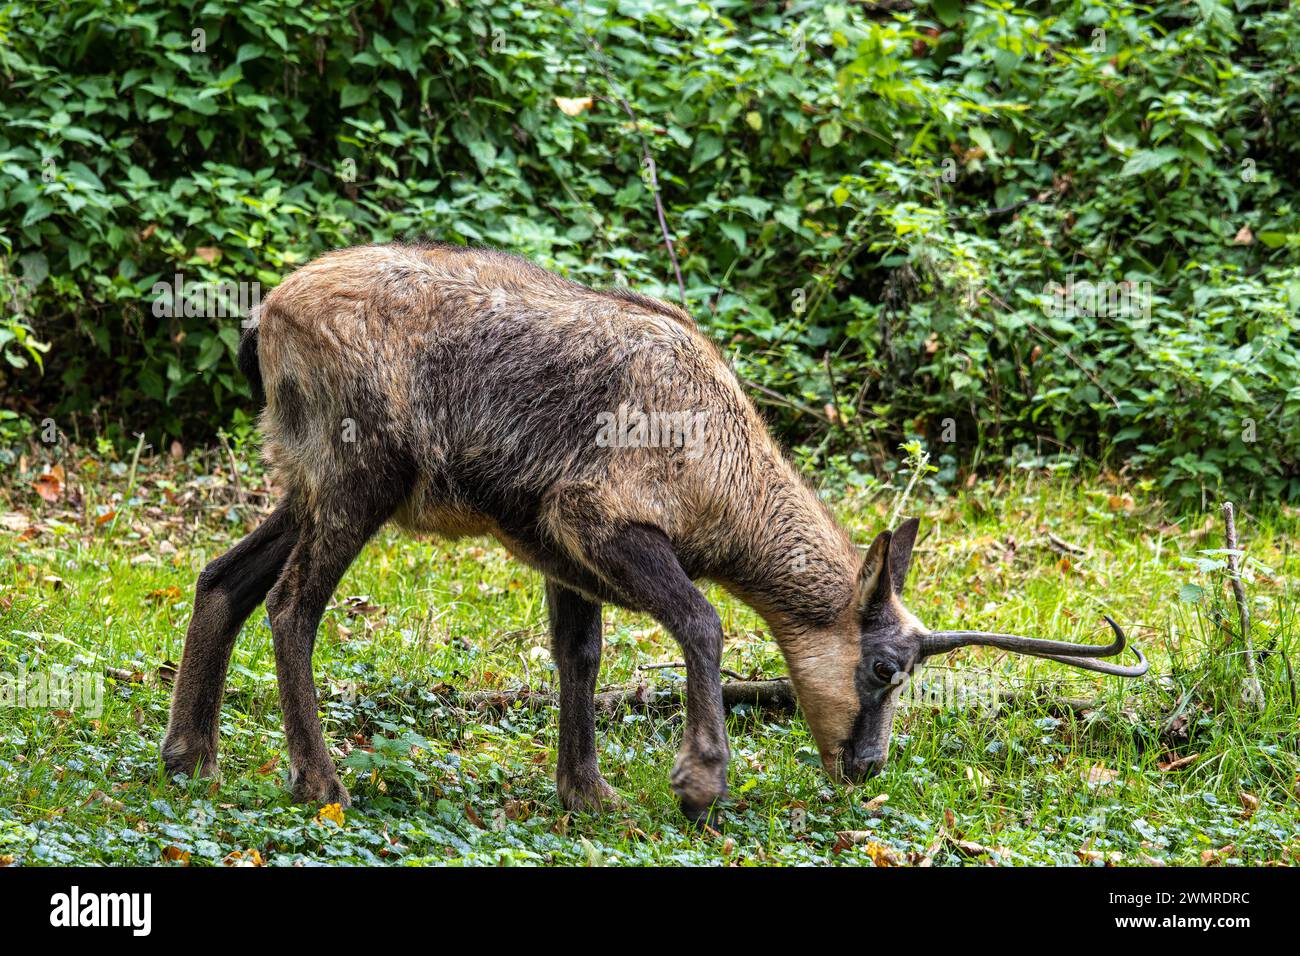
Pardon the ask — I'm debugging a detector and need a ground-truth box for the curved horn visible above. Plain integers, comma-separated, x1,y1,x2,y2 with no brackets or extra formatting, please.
920,616,1148,677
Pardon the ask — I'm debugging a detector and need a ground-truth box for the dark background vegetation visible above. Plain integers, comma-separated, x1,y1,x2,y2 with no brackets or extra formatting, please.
1,0,1297,503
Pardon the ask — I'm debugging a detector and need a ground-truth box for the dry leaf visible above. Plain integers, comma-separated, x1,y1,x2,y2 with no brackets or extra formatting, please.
863,841,899,866
1157,753,1199,772
194,246,221,263
33,464,66,502
0,512,31,533
315,802,345,826
952,837,998,859
1083,764,1118,786
1239,792,1259,815
554,96,594,116
223,849,264,867
256,755,281,775
464,802,487,830
161,845,191,865
1233,225,1253,245
862,793,889,814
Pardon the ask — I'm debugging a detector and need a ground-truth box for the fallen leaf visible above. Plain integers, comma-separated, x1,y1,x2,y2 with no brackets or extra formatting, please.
161,845,191,865
33,465,65,502
194,246,221,263
864,841,899,866
862,793,889,814
1233,225,1253,245
223,849,264,867
1239,792,1259,816
464,802,487,830
1083,764,1118,786
256,755,281,775
316,803,345,826
1157,753,1199,772
0,512,31,533
952,837,999,859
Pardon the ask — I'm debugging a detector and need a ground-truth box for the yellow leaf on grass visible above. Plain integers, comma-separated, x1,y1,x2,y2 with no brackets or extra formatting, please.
316,802,345,826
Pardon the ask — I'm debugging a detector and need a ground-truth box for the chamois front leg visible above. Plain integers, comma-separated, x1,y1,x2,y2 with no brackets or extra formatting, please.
546,581,622,811
593,525,730,826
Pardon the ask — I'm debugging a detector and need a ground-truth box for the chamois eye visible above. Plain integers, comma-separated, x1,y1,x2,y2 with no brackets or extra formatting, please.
872,660,894,684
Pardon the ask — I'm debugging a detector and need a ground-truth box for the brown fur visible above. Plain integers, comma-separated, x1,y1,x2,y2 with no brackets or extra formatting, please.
163,242,927,821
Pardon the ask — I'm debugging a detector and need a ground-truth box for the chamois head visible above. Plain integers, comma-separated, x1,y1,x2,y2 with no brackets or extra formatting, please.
800,517,1148,783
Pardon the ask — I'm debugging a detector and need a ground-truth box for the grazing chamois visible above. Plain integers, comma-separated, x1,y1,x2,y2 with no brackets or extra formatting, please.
162,242,1147,823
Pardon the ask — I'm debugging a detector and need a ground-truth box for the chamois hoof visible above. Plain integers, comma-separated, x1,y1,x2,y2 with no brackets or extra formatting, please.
289,766,351,808
678,797,726,831
557,773,625,813
160,735,218,780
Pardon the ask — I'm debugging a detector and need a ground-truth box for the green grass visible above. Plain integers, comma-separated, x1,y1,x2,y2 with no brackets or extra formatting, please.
1,453,1297,866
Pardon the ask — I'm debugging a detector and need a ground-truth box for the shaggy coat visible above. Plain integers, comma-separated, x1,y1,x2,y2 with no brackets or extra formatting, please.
164,242,930,822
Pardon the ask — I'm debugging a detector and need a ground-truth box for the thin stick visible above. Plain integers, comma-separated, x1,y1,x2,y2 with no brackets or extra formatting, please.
457,679,1097,720
217,430,246,507
578,30,687,305
1222,502,1264,709
638,661,749,681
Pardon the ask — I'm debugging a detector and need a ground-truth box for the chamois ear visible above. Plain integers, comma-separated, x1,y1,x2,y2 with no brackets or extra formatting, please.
856,530,893,617
888,517,920,596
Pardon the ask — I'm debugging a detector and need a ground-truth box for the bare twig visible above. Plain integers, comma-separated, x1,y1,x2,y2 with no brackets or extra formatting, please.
1222,502,1264,709
577,30,686,305
637,661,749,681
217,430,245,507
740,377,835,425
460,680,797,717
1045,532,1087,556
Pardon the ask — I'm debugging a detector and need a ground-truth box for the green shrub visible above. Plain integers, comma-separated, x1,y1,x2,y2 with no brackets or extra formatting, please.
1,0,1297,501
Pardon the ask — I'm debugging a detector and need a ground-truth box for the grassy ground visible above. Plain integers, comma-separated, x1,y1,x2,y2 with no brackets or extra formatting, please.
1,448,1297,866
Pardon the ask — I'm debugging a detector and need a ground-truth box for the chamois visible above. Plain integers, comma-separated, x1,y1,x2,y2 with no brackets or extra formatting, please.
162,242,1146,824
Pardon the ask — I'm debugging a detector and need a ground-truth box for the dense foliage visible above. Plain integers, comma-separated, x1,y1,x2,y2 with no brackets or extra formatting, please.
1,0,1298,502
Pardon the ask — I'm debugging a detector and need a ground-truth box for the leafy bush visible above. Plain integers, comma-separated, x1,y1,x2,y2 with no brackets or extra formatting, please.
1,0,1297,501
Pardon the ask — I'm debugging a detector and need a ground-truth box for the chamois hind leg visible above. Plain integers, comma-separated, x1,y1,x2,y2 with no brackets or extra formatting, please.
547,581,622,811
589,525,729,827
265,495,397,807
162,501,299,779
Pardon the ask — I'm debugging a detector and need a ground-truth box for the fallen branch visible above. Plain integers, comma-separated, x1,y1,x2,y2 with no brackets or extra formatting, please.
461,679,798,717
458,679,1097,721
1222,502,1264,709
